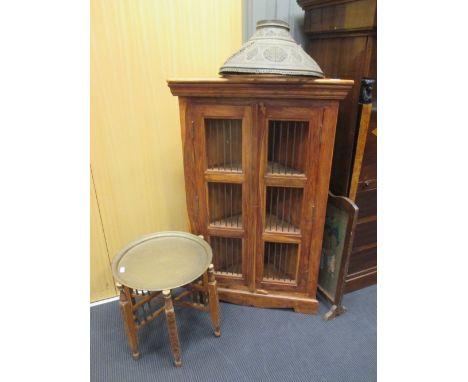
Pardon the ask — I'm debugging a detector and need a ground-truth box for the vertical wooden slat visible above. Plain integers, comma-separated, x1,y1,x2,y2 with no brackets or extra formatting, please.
216,120,220,169
231,238,234,274
291,122,297,171
237,184,240,227
237,240,241,274
230,237,233,274
237,120,241,171
228,237,230,272
297,122,303,172
230,183,233,226
271,120,276,173
222,119,226,169
224,183,228,226
281,187,286,229
285,122,290,173
278,121,283,172
225,237,229,272
229,119,233,171
275,187,280,230
280,243,285,280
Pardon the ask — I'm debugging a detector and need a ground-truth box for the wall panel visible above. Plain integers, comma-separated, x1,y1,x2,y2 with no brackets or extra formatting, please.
91,0,242,300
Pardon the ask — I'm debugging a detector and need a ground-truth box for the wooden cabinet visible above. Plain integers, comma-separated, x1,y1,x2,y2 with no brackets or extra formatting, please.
168,77,352,314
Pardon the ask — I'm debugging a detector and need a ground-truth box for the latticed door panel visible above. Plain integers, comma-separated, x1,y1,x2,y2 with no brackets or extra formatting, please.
191,104,254,286
209,236,243,277
263,241,300,283
265,186,303,234
208,182,243,228
205,119,243,172
256,106,323,292
267,120,309,176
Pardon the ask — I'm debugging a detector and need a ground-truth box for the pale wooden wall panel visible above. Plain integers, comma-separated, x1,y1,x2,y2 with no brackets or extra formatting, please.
90,0,242,298
90,172,117,301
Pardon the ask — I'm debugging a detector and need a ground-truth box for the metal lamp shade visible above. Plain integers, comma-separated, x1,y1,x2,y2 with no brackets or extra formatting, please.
219,20,324,77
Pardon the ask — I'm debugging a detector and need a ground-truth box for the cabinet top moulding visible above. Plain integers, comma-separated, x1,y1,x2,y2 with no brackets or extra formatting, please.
167,77,353,100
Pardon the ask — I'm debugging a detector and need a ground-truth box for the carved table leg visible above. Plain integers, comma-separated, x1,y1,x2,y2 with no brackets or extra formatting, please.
118,286,140,360
207,264,221,337
163,289,182,367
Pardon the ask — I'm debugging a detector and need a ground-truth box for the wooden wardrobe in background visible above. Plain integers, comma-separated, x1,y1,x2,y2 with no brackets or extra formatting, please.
298,0,377,292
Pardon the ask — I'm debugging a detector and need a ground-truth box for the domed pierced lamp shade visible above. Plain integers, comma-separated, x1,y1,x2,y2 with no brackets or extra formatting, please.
219,20,324,77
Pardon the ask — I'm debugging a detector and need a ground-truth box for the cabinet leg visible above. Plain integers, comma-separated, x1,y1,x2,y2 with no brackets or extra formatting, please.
119,287,140,360
323,304,347,321
163,290,182,367
207,264,221,337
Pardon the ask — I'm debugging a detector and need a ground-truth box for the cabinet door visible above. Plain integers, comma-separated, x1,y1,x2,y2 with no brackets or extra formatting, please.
190,104,254,288
256,105,322,293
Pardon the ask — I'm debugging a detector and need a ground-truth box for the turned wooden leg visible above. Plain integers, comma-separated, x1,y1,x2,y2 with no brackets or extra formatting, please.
163,290,182,367
207,264,221,337
118,286,140,360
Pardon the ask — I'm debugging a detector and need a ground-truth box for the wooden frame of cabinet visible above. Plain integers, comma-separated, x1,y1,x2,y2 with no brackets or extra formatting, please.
168,77,352,314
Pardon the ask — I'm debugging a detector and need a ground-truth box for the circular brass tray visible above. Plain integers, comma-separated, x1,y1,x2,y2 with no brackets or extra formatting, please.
111,231,213,291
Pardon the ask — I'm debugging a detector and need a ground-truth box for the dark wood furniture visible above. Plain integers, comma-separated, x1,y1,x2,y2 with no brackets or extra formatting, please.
345,79,376,291
168,77,353,314
112,232,221,367
318,192,358,320
298,0,377,292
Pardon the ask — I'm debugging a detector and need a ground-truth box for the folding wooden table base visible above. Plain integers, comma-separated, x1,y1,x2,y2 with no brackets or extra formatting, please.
117,264,221,367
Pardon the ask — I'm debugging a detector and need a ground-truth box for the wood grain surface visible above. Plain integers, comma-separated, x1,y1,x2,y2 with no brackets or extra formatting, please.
169,78,353,313
90,0,242,301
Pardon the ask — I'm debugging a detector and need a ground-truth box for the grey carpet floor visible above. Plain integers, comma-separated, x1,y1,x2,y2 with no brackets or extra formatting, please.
91,285,376,382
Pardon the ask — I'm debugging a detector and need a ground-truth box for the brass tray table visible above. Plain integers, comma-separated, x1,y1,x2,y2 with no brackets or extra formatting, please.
112,231,221,367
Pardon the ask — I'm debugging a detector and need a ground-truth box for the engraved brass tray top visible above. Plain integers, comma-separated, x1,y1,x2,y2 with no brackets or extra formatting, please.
111,231,213,291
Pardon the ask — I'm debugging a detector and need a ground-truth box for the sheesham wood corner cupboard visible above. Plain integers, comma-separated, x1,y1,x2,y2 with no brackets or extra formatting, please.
168,77,353,314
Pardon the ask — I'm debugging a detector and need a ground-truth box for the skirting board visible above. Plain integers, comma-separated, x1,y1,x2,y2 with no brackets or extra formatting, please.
90,296,119,307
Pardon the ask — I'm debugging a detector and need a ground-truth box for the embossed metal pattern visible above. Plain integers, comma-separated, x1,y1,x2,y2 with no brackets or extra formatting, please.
219,20,324,77
112,231,213,291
